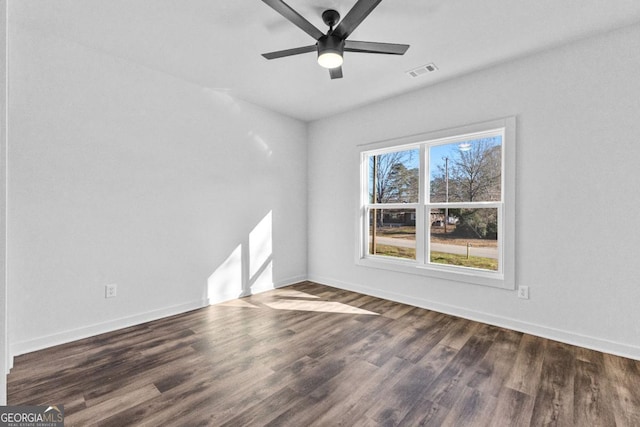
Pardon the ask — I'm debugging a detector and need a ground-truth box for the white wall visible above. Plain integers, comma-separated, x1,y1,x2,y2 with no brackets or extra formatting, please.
6,6,640,383
1,0,7,406
308,23,640,359
7,23,307,356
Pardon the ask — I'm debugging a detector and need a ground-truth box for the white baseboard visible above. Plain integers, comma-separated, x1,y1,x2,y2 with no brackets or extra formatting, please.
240,275,308,298
308,274,640,361
245,275,308,297
10,298,208,360
15,273,634,372
9,275,308,364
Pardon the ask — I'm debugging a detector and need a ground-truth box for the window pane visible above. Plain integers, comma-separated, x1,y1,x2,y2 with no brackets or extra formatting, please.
369,208,416,260
369,148,419,203
429,136,501,202
429,208,498,271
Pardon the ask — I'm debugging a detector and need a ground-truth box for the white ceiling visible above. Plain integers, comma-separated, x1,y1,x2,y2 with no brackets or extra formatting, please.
10,0,640,121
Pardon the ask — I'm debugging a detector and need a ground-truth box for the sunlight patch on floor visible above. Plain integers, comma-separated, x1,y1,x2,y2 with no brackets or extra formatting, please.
217,299,260,309
263,299,378,315
272,289,321,299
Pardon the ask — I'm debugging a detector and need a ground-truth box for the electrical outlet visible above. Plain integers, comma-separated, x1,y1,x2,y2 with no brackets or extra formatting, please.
518,286,529,299
105,284,117,298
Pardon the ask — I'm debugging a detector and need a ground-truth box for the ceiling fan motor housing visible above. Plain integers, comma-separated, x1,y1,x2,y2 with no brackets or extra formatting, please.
317,35,345,68
318,35,344,56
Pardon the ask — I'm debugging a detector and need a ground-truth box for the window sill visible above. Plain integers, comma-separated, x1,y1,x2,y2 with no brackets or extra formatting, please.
357,256,514,290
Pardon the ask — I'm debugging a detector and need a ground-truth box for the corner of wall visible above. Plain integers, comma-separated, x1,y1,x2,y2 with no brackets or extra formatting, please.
1,0,8,406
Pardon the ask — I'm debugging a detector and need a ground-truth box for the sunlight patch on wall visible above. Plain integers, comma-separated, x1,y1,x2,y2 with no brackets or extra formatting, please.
207,244,242,303
207,211,275,304
250,260,273,294
249,211,273,292
250,211,272,277
202,87,241,114
248,131,273,157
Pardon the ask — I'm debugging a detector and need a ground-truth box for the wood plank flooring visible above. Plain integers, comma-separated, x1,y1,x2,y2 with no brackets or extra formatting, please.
8,282,640,426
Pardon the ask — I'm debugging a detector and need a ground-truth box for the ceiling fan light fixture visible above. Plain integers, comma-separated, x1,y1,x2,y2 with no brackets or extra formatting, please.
317,35,344,69
317,51,343,69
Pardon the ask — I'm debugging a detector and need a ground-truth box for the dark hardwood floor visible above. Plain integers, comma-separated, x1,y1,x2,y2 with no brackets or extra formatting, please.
8,282,640,426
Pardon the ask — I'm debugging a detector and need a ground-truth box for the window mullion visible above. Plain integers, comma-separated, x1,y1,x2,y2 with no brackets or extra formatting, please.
428,204,503,209
367,203,420,210
415,145,427,264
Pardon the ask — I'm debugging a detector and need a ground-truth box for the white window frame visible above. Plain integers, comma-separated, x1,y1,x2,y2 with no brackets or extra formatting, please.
357,117,516,290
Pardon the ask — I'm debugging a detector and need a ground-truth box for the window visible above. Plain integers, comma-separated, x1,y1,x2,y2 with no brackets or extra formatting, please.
359,118,515,289
368,147,419,260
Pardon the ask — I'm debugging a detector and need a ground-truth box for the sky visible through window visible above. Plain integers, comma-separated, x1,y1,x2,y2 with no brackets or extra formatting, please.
429,135,502,182
368,135,502,204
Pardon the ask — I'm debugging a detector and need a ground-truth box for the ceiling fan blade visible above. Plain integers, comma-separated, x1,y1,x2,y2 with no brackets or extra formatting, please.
262,45,317,60
332,0,382,40
262,0,324,40
329,66,343,79
344,40,410,55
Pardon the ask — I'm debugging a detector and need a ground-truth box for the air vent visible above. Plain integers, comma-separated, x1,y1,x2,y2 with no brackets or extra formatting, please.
406,63,438,78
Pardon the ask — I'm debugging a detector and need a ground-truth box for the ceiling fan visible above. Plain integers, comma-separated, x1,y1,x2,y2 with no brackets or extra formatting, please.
261,0,410,79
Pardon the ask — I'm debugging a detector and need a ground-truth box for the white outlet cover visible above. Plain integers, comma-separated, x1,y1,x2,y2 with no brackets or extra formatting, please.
105,284,117,298
518,286,529,299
